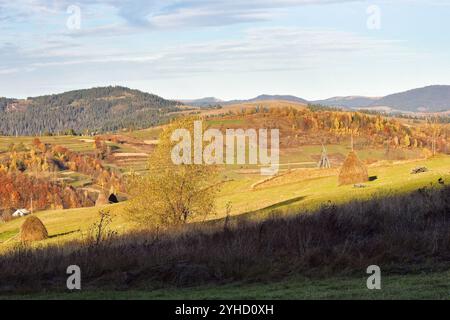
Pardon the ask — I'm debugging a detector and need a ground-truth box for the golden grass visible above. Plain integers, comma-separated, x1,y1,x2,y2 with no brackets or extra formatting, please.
1,154,449,250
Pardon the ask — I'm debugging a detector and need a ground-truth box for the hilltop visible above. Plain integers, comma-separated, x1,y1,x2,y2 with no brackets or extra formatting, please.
186,85,450,113
313,85,450,112
373,85,450,112
0,86,182,136
2,84,450,137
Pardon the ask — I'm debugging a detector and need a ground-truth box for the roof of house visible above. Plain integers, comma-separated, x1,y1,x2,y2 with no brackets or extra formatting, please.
14,209,30,214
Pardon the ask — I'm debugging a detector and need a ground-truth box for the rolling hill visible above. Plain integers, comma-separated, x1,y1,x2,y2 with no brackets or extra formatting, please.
2,84,450,137
186,94,309,107
186,85,450,113
0,86,182,136
180,97,224,107
312,96,379,109
312,85,450,112
373,85,450,112
226,94,309,105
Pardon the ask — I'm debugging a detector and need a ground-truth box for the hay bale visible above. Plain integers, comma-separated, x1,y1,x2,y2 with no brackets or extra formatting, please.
338,151,368,186
20,216,48,242
95,192,108,206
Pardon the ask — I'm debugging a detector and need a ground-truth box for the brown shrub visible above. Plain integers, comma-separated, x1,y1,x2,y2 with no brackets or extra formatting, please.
338,151,368,185
20,216,48,242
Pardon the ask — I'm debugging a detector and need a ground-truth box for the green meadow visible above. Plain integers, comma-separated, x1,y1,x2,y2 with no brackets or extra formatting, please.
1,155,449,247
5,271,450,300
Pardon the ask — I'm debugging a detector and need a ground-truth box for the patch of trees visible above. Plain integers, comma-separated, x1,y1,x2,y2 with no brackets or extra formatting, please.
1,139,124,193
0,86,182,136
208,106,450,154
0,171,94,214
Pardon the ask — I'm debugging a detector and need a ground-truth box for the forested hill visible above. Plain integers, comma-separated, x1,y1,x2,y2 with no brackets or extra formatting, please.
0,86,182,136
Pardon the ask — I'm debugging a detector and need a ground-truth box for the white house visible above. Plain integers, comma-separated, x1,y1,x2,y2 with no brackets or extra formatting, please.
12,209,31,217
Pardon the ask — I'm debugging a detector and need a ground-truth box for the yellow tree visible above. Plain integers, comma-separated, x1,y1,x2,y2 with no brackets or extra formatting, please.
403,134,411,148
126,117,219,228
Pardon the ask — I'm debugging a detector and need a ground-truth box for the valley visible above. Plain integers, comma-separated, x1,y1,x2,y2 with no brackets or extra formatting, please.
0,92,449,299
1,98,449,244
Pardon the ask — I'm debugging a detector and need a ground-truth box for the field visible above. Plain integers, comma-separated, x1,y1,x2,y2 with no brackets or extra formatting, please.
0,107,449,300
2,182,450,299
6,271,450,300
0,136,97,153
1,155,449,247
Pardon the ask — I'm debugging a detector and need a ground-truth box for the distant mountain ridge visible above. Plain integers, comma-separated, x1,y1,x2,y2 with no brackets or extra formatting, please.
2,84,449,136
185,85,450,113
180,97,224,107
312,96,379,109
186,94,309,107
313,85,450,112
373,85,450,112
227,94,309,105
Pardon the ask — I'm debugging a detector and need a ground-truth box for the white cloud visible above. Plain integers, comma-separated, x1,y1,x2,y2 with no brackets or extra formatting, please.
0,26,412,77
0,0,359,29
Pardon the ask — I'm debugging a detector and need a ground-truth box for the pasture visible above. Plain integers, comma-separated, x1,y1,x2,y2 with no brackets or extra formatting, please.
6,271,450,299
1,155,449,248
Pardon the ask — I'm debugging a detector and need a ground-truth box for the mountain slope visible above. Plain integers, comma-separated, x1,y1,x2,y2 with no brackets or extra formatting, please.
0,86,182,136
312,85,450,112
181,97,224,107
226,94,309,105
372,85,450,112
312,96,380,109
191,86,450,112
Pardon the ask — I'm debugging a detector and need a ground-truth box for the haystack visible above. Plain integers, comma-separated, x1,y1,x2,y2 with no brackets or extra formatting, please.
95,192,108,206
338,151,368,186
20,216,48,242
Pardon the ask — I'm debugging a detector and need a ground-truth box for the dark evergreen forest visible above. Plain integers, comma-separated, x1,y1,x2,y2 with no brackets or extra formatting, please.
0,86,182,135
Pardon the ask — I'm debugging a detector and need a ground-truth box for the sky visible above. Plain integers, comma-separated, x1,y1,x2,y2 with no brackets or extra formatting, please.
1,0,450,100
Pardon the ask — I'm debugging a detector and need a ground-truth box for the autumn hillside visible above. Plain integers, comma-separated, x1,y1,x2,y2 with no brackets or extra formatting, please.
0,101,449,247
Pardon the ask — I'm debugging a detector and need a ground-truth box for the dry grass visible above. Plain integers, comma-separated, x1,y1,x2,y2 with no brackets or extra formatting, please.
1,185,449,293
253,168,338,189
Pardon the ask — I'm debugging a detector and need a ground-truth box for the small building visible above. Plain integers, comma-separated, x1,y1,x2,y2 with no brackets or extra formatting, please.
12,209,31,218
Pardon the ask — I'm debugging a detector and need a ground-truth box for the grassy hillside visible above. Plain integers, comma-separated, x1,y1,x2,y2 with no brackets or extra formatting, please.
0,204,130,248
6,271,450,300
0,107,448,299
1,155,448,248
1,183,450,298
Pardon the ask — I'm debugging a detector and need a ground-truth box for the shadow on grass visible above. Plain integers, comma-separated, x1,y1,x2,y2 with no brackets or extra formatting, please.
233,195,308,222
49,229,80,239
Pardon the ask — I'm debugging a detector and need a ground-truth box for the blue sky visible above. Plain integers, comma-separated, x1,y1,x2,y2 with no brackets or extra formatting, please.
1,0,450,100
